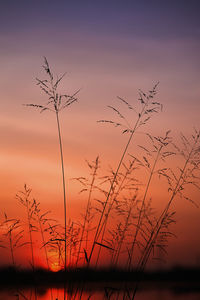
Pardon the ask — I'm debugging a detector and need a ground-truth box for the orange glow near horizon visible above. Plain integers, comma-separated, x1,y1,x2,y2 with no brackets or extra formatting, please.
50,262,62,272
1,108,200,269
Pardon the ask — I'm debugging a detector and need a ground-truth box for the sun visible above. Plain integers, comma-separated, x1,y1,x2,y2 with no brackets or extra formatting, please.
50,262,62,272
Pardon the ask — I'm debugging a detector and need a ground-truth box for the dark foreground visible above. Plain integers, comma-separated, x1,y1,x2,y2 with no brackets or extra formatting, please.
0,266,200,294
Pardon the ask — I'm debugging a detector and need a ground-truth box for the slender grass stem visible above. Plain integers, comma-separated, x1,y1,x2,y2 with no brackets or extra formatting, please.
76,157,99,266
114,205,132,267
88,94,152,264
95,161,135,266
141,134,198,269
26,203,35,271
56,110,67,272
36,212,50,270
25,58,79,276
10,234,15,267
131,132,200,300
88,130,135,263
55,111,67,300
4,215,15,267
37,213,54,300
128,145,162,270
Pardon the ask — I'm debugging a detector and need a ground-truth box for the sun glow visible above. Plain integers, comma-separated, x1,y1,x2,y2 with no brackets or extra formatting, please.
50,262,62,272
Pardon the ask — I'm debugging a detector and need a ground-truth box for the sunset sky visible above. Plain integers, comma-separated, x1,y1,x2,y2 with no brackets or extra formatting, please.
0,0,200,269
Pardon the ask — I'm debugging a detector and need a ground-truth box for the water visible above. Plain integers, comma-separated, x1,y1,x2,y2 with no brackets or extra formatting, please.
0,286,199,300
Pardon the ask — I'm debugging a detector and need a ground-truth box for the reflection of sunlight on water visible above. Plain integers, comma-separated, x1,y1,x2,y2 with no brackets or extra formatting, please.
37,288,103,300
1,287,200,300
0,287,102,300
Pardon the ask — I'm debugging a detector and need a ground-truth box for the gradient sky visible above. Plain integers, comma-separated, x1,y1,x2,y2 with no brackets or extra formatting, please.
0,0,200,268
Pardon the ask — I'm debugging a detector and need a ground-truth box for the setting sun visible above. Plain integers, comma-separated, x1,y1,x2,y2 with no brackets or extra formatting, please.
50,262,62,272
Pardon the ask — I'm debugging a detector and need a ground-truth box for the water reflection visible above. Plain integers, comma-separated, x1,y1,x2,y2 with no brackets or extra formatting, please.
1,286,200,300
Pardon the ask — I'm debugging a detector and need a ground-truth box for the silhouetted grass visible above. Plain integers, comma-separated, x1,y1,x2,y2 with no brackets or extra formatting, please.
0,59,200,300
25,57,79,272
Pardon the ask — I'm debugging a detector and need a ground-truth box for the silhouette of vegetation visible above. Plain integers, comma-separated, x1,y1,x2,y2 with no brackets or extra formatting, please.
24,57,79,272
0,58,200,300
0,213,27,267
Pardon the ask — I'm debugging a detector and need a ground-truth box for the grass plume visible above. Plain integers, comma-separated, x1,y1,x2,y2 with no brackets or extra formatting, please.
89,83,162,264
24,57,79,272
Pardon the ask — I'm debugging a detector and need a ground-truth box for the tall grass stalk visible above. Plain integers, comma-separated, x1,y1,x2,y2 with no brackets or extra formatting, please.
33,200,51,270
88,83,161,264
43,220,67,269
75,156,99,266
33,201,54,300
16,185,36,271
3,214,17,267
2,213,25,267
56,108,67,270
140,130,200,269
95,159,138,266
127,131,173,269
112,197,135,267
66,220,80,266
130,130,200,299
25,57,79,271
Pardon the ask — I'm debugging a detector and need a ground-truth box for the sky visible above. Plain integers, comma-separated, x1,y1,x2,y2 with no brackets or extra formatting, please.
0,0,200,269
